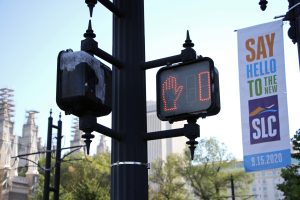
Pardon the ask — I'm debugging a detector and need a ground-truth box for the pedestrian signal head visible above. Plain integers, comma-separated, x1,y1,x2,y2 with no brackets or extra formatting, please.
156,57,220,122
56,49,112,117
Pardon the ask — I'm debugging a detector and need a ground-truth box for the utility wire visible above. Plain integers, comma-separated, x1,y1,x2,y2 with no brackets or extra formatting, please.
11,145,85,159
8,145,86,172
61,146,84,160
18,157,45,171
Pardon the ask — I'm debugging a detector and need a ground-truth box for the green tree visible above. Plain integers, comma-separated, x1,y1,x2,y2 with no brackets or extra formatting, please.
33,152,111,200
149,154,190,200
0,170,4,196
179,137,253,200
72,178,110,200
277,129,300,199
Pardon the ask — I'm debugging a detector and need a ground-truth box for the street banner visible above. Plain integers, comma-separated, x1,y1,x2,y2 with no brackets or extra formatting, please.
237,20,291,172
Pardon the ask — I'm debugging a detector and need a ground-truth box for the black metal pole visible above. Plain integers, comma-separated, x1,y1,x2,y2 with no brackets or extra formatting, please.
142,54,182,70
54,117,62,200
43,113,53,200
230,175,235,200
294,1,300,67
111,0,148,199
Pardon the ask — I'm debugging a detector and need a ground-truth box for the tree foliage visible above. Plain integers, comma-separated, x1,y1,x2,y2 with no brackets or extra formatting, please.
32,152,110,200
31,138,254,200
277,165,300,199
0,170,3,195
179,137,253,200
149,138,253,200
291,129,300,160
277,129,300,199
149,154,190,200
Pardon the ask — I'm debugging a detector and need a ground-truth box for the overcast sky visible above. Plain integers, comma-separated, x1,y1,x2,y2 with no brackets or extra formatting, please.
0,1,299,159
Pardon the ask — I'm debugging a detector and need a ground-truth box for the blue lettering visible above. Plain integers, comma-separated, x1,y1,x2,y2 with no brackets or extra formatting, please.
247,64,253,79
270,58,276,73
246,59,277,79
262,60,270,76
254,62,259,77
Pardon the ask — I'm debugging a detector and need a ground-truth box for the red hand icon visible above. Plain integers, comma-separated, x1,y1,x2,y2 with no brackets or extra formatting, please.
162,76,183,112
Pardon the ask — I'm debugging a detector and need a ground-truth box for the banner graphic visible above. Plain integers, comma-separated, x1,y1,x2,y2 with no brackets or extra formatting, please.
237,20,291,172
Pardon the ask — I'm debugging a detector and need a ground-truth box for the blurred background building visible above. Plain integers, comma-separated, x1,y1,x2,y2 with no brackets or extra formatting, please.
146,101,187,164
0,88,41,200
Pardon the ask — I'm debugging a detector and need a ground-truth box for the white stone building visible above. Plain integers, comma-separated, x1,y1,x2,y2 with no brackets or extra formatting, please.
146,101,187,164
249,168,284,200
18,111,41,178
70,118,86,153
0,88,18,177
96,135,109,154
70,117,109,155
0,88,41,200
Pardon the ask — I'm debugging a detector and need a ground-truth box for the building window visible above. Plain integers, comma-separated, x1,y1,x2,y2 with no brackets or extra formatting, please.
263,187,267,191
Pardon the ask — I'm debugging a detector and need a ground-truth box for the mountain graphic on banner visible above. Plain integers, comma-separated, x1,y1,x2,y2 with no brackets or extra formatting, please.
249,104,277,117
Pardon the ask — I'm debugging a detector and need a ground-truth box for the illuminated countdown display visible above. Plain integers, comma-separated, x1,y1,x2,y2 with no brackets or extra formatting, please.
156,58,220,122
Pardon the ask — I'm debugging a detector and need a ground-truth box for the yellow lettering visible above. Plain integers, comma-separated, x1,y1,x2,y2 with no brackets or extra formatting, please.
266,33,275,57
257,36,267,60
246,38,256,62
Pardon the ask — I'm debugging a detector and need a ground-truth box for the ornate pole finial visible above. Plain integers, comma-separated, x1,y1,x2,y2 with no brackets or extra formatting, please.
186,139,198,160
82,132,95,155
50,109,52,117
181,30,197,62
85,0,97,18
183,30,194,48
84,20,96,39
259,0,268,11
